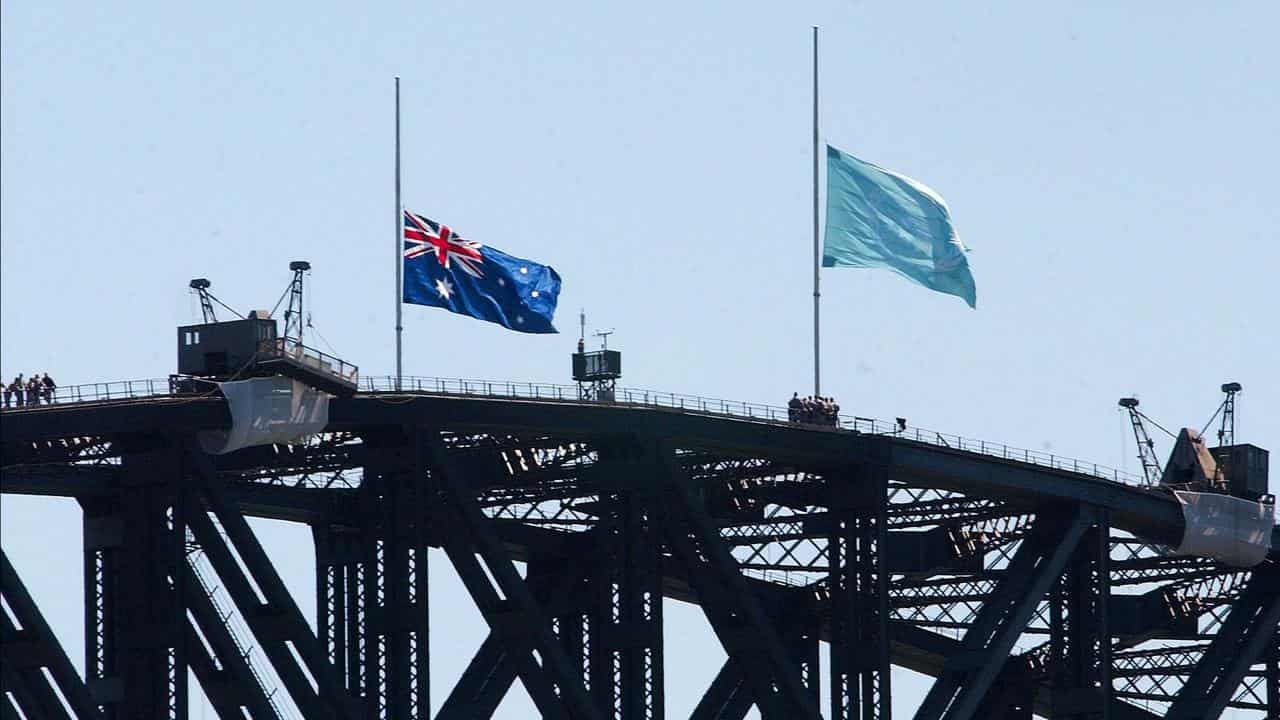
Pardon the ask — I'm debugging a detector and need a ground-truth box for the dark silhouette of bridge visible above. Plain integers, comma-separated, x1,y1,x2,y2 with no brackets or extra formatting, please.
2,376,1277,719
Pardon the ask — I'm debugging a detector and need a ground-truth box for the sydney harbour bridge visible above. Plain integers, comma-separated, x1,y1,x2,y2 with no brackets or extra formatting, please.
2,374,1278,719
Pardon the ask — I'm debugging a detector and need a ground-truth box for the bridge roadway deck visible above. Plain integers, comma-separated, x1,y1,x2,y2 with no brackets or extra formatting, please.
0,387,1214,552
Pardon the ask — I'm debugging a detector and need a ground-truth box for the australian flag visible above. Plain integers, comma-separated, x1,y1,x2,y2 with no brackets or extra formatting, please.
402,210,561,333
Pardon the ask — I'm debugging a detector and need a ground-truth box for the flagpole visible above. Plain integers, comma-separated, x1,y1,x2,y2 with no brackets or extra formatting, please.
394,76,403,390
812,26,821,397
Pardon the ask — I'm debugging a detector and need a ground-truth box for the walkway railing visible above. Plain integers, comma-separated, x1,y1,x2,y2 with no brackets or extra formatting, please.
4,373,1147,487
361,376,1147,486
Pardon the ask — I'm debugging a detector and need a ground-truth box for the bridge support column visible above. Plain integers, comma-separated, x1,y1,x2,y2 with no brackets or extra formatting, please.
80,446,188,720
1048,510,1111,720
827,463,891,720
314,524,365,699
359,431,431,718
586,446,665,720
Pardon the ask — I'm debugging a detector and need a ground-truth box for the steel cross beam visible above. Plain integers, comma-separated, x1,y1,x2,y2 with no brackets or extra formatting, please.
1166,564,1280,720
912,504,1095,720
0,550,102,719
655,447,822,720
424,431,605,720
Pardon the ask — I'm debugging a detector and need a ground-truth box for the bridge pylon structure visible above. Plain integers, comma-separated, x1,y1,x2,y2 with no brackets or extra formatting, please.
2,377,1278,719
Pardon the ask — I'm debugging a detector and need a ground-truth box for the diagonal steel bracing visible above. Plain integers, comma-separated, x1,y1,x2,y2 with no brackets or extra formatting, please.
424,431,605,720
1166,565,1280,720
656,447,822,720
913,504,1095,720
436,634,521,719
437,559,587,719
185,452,357,719
182,562,282,719
1,550,101,720
690,608,819,720
689,660,753,720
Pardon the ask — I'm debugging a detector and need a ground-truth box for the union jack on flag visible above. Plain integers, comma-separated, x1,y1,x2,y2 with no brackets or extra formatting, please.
403,210,484,278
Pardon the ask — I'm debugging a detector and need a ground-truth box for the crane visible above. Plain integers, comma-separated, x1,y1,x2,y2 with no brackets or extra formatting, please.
1216,381,1241,448
188,278,242,324
1119,397,1164,485
282,261,310,345
190,279,216,323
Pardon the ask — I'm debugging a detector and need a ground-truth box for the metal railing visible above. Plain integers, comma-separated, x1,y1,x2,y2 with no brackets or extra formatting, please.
4,378,190,406
3,373,1146,487
257,337,359,385
360,376,1147,486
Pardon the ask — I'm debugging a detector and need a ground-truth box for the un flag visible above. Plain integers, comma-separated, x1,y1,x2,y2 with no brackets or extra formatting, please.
823,145,977,308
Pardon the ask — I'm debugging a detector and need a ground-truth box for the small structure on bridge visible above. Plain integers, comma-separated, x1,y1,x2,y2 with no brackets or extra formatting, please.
572,312,621,402
176,262,358,397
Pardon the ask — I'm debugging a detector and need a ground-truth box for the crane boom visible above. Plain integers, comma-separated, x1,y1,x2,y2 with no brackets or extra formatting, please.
189,278,217,323
1119,397,1162,484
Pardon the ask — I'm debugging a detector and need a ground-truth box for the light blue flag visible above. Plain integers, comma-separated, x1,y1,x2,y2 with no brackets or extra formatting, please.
823,144,976,308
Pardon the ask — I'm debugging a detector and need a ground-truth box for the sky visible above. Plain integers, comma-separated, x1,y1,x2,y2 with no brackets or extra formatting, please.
2,2,1277,717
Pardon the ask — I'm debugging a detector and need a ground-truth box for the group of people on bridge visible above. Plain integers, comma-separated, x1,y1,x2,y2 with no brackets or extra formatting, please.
3,373,56,408
788,392,840,427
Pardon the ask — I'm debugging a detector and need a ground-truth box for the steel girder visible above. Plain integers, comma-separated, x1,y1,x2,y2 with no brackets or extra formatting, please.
181,562,283,719
1165,565,1280,720
656,445,822,720
423,430,605,720
913,504,1097,720
185,452,358,719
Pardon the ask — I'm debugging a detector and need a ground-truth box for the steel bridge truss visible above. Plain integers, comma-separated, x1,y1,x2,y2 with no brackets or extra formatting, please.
3,424,1278,720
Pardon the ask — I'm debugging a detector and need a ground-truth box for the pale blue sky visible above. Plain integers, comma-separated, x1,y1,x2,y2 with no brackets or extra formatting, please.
3,2,1277,717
